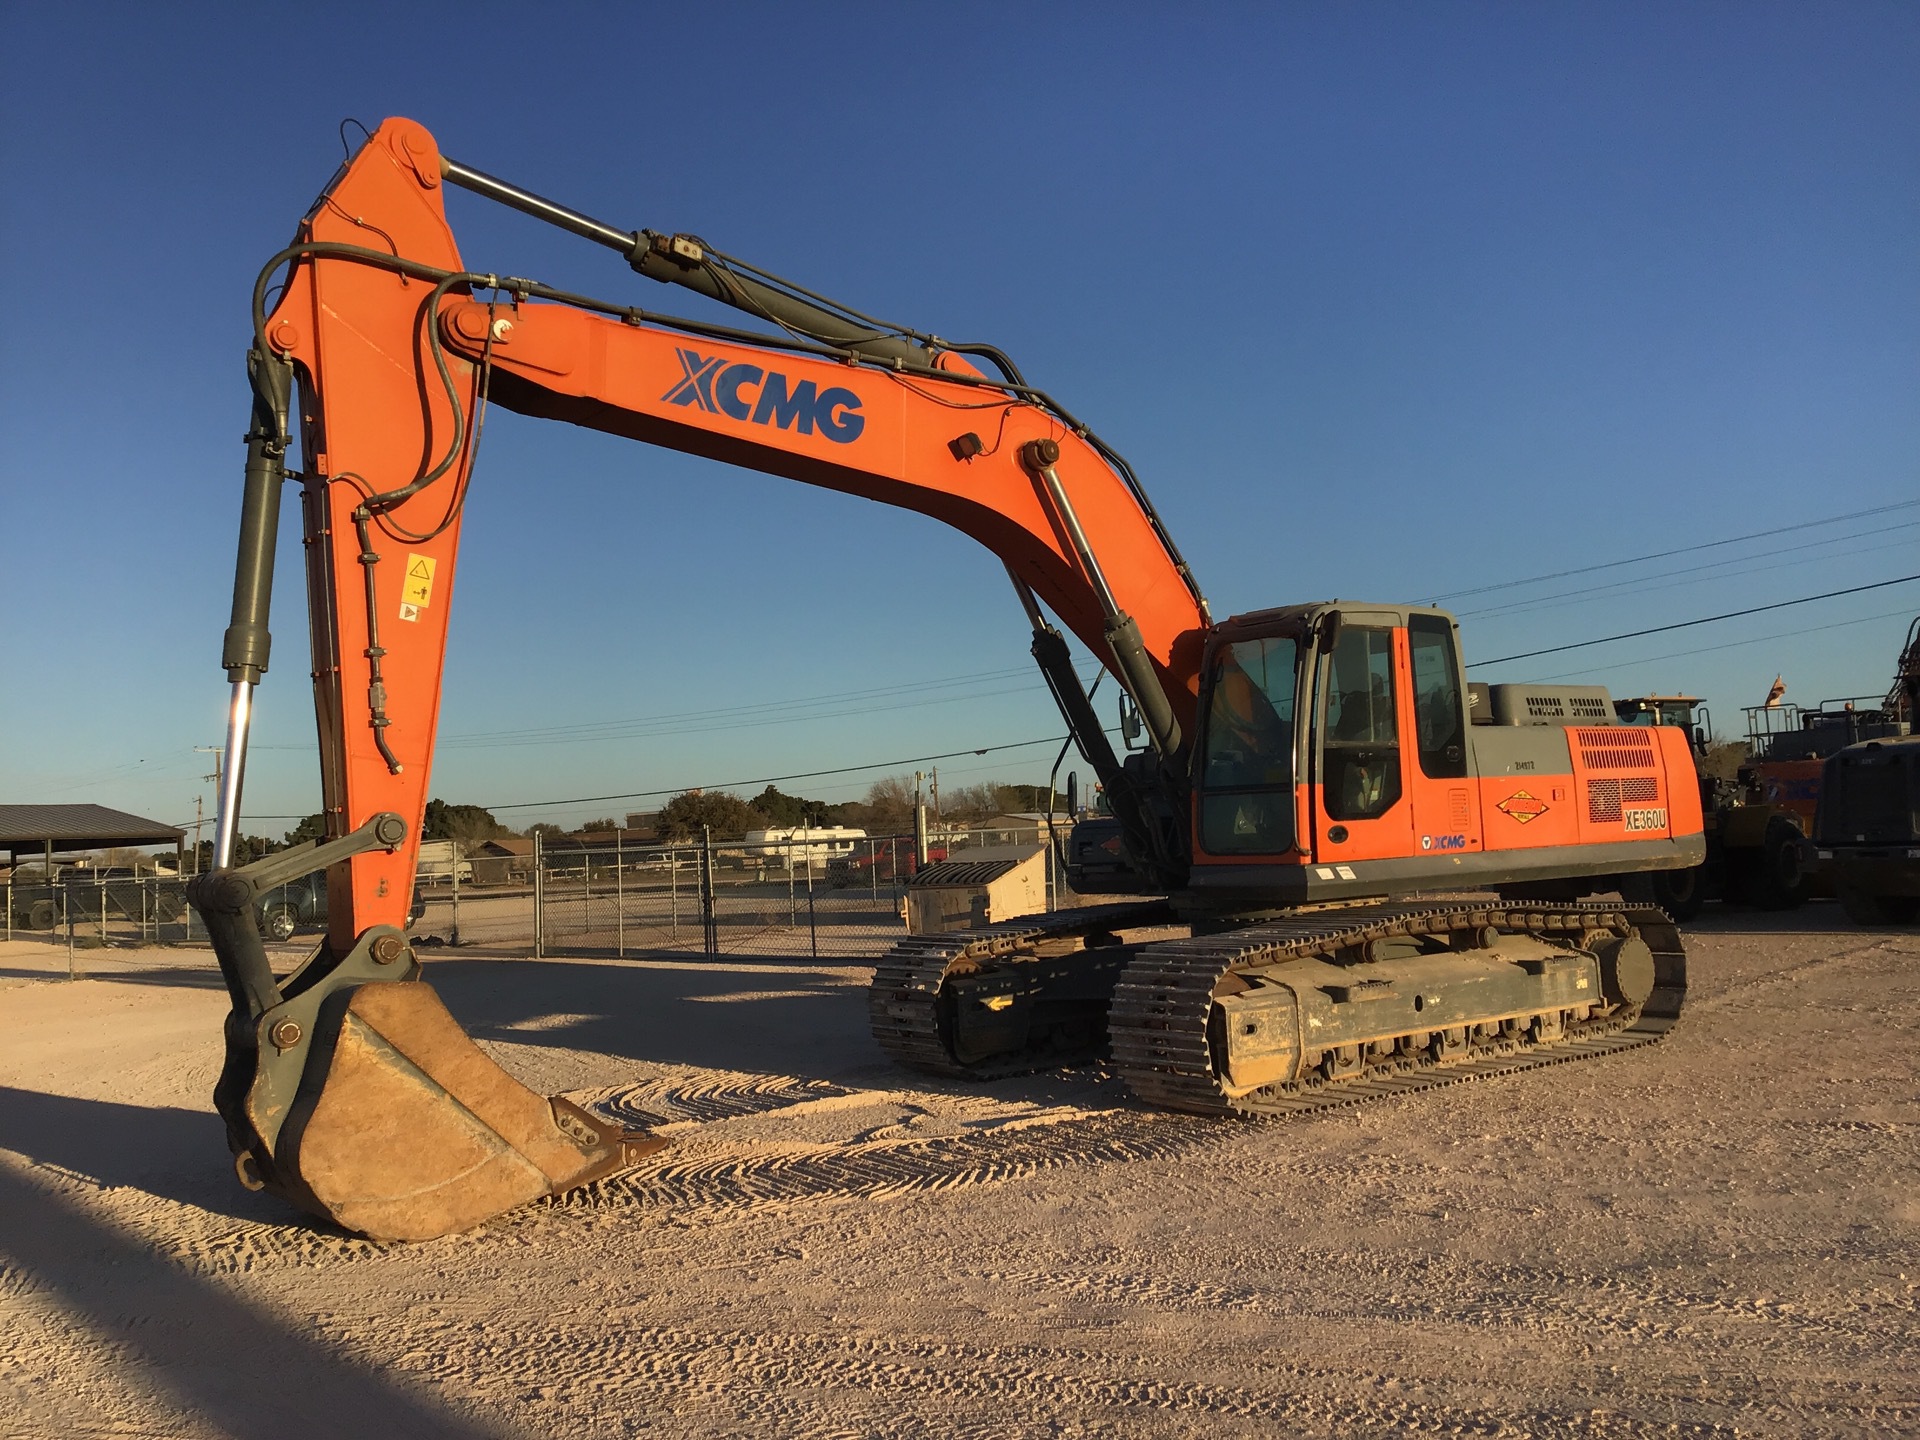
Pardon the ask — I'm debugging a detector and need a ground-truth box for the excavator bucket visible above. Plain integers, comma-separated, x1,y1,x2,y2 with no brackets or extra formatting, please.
268,981,661,1242
192,847,663,1242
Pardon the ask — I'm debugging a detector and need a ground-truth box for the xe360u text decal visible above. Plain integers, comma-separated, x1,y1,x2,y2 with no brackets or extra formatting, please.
662,349,865,443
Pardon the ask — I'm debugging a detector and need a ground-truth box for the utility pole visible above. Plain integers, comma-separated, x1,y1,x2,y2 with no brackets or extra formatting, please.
192,746,224,874
913,771,929,868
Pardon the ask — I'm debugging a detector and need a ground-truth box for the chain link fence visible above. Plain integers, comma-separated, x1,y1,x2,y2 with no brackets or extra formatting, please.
412,827,1069,959
4,873,197,950
3,826,1070,963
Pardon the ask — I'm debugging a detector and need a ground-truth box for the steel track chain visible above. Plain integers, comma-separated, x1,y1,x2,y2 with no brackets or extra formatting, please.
867,900,1177,1079
1109,901,1686,1118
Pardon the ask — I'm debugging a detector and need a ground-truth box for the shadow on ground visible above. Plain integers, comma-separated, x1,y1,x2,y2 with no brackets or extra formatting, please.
0,1086,285,1222
0,1163,509,1439
431,952,1140,1113
435,952,887,1076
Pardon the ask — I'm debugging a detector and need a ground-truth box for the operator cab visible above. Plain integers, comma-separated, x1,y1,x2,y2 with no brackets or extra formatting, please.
1189,602,1470,871
1180,601,1700,905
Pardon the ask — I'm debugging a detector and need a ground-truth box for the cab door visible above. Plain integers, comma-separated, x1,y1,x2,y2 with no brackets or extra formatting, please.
1311,617,1415,862
1403,613,1480,856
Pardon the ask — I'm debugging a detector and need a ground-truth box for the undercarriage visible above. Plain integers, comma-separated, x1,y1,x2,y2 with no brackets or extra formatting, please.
870,898,1685,1117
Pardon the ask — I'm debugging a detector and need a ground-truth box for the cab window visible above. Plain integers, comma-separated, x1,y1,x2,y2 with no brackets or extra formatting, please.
1199,635,1297,854
1322,626,1402,821
1407,614,1466,779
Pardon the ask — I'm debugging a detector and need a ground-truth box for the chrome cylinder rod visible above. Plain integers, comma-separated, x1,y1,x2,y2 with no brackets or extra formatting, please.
1026,450,1123,622
212,681,254,870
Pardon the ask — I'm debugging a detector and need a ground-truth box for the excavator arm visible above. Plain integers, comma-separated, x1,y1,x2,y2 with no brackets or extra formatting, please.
192,118,1211,1239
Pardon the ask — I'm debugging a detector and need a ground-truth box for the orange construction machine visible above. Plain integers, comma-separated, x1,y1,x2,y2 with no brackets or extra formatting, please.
191,120,1702,1240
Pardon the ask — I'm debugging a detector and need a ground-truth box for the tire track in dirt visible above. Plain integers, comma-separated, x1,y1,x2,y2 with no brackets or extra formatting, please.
594,1072,857,1128
975,1240,1919,1356
390,1316,1749,1439
555,1106,1201,1218
1684,933,1914,1014
145,1049,1710,1275
141,1073,1206,1274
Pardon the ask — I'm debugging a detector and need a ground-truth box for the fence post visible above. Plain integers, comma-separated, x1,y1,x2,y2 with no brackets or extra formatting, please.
450,847,462,948
5,880,11,943
700,826,718,958
533,830,545,959
787,840,796,929
807,862,818,961
616,830,625,959
64,882,75,981
583,847,592,940
670,845,679,940
100,883,108,947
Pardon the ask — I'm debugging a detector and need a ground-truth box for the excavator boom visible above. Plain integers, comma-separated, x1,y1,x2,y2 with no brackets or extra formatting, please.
193,119,1211,1238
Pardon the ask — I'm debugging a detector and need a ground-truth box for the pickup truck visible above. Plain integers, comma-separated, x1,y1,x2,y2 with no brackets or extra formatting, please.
257,872,426,941
825,841,945,888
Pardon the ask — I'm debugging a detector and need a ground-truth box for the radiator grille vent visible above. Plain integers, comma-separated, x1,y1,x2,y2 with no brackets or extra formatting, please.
1588,776,1661,823
1520,693,1612,722
1576,727,1658,772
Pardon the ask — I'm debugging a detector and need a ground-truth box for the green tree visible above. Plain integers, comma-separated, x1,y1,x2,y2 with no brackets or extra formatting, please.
193,833,284,870
657,790,765,842
284,813,327,847
576,817,621,834
424,799,506,850
748,785,839,827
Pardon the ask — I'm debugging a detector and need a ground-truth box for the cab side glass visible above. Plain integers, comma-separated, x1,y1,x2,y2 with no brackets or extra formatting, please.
1322,626,1403,821
1407,614,1467,780
1199,635,1298,854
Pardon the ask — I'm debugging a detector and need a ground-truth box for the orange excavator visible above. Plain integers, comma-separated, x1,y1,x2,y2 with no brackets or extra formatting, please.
191,120,1703,1241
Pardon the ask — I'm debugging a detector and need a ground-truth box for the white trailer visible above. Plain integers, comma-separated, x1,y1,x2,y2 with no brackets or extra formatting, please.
742,827,867,869
416,839,474,884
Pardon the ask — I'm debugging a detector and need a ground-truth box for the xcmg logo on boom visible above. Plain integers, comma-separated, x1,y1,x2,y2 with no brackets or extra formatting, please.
661,349,865,444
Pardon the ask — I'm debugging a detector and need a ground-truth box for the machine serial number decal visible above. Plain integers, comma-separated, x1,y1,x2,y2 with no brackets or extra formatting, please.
1496,790,1549,824
1623,807,1668,832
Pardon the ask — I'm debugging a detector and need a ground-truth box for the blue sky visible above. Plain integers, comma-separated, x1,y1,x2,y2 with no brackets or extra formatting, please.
2,3,1915,836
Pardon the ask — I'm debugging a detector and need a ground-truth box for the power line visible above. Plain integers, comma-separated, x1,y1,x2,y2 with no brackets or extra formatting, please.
437,663,1040,745
441,681,1052,750
1454,522,1920,621
481,733,1080,812
1469,574,1920,668
1530,606,1915,682
220,731,1087,823
246,662,1100,753
1430,497,1920,605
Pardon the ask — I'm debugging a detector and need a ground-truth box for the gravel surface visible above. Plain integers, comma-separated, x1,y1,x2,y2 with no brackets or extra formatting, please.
2,907,1916,1438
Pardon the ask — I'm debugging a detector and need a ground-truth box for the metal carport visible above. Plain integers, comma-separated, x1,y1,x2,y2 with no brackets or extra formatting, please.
0,804,185,879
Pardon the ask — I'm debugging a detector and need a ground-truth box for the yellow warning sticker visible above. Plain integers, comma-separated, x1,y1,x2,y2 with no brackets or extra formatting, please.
403,553,437,608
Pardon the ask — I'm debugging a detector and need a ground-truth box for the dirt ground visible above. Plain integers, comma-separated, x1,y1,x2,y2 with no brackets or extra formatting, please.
2,907,1916,1439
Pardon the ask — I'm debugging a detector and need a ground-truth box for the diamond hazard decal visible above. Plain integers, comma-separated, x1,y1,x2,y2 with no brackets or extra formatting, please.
1496,790,1549,824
